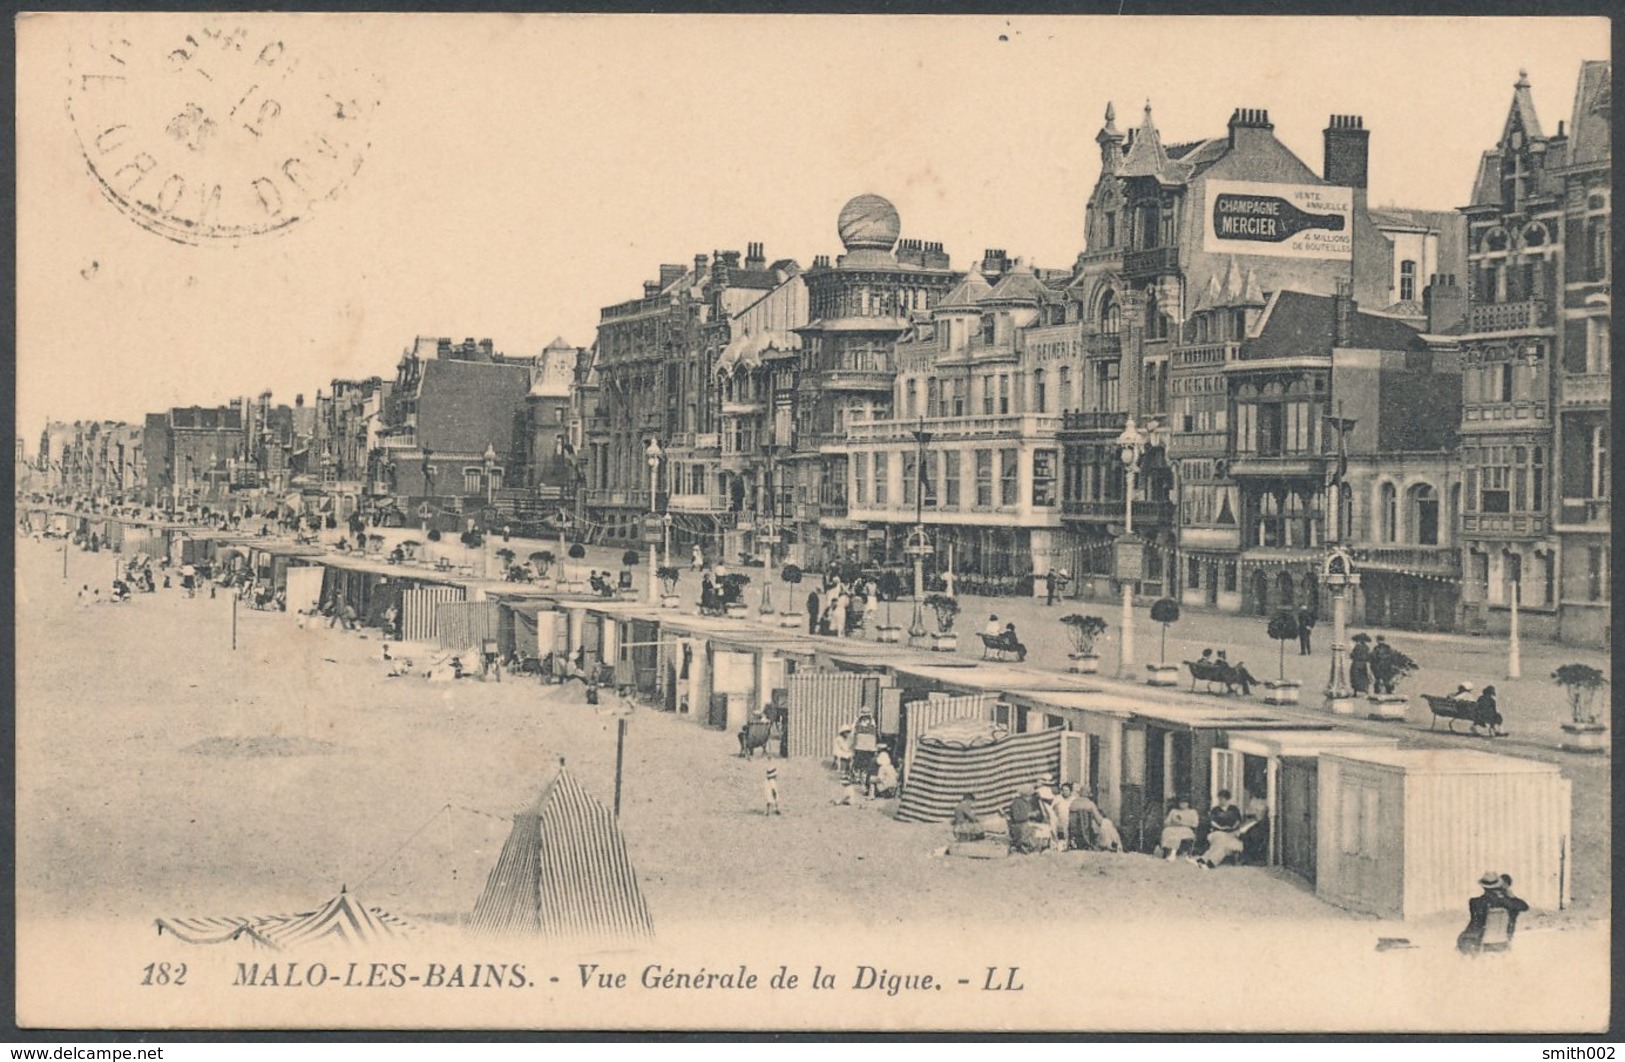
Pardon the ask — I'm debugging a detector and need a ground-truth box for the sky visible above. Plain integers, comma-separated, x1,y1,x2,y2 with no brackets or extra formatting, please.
15,13,1610,445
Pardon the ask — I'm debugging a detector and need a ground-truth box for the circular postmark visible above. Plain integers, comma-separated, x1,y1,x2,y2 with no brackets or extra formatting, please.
66,18,380,245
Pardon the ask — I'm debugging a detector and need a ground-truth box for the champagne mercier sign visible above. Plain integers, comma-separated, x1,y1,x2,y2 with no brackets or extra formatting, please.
1203,180,1354,261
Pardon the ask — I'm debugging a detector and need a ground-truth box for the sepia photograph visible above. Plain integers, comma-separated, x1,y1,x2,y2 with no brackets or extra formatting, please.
12,11,1613,1034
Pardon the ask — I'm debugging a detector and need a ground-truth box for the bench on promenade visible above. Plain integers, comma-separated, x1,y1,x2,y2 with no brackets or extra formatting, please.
1422,694,1485,734
980,633,1027,662
1185,659,1234,694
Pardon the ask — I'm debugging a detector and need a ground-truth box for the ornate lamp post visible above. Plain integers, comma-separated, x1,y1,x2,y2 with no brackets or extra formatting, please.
759,443,779,616
906,417,934,646
1114,417,1151,678
483,443,497,505
1322,547,1361,714
644,437,664,604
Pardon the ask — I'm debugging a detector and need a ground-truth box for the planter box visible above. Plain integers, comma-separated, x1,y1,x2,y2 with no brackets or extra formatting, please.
1068,653,1101,675
660,595,682,609
1144,662,1180,687
929,632,959,653
725,604,749,619
779,614,804,630
1365,694,1408,722
1325,693,1359,716
1560,722,1608,754
876,626,902,644
1262,680,1302,706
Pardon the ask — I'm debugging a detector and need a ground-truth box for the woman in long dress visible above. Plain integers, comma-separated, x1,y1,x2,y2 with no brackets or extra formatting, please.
1159,798,1199,860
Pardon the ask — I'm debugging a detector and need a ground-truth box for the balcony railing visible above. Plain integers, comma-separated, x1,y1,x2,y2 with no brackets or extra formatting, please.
1061,411,1128,434
585,488,652,509
845,413,1062,443
667,492,729,514
1461,512,1549,537
1062,498,1174,524
1557,498,1610,527
1467,300,1548,333
1085,333,1122,356
1562,373,1610,407
1348,545,1460,575
693,432,720,450
1173,343,1240,368
1122,246,1180,277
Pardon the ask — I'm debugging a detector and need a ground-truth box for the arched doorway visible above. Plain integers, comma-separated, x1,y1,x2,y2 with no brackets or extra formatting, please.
1408,484,1440,545
1251,569,1270,615
1276,571,1295,609
1303,570,1320,615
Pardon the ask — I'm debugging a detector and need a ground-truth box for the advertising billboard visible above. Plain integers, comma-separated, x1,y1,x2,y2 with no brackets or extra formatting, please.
1204,179,1354,260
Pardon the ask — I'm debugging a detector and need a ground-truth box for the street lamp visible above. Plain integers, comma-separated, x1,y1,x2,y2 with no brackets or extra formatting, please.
759,443,779,616
645,437,664,604
483,443,497,505
1114,417,1153,678
906,417,935,646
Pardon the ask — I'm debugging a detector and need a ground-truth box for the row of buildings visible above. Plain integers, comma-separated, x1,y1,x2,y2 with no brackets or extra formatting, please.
24,65,1610,646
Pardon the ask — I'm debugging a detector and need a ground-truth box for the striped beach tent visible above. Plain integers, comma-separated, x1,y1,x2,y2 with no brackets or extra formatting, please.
469,767,654,942
894,720,1062,824
403,584,466,642
155,888,414,951
784,672,877,759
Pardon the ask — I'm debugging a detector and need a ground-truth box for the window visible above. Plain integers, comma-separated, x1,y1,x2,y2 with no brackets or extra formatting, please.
1058,367,1072,411
902,452,917,507
951,380,965,416
463,467,482,494
1235,403,1257,454
1034,370,1047,413
926,379,940,418
1399,259,1416,302
1222,561,1238,593
873,452,889,505
1100,291,1120,335
1033,450,1057,507
854,452,869,505
975,449,993,506
1588,547,1607,602
921,453,937,508
1188,557,1202,588
1104,212,1117,246
981,377,995,415
1592,426,1609,499
1285,402,1313,453
905,379,918,419
1411,484,1439,545
1586,318,1610,375
1096,362,1120,412
998,376,1011,415
1499,363,1514,402
999,448,1019,505
1379,483,1398,543
1587,217,1610,281
944,451,961,506
981,315,996,344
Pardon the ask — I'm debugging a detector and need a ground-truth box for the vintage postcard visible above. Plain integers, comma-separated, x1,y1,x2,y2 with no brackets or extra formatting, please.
13,12,1612,1033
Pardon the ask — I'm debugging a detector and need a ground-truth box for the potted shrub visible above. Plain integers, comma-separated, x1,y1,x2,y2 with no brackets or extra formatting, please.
721,572,752,618
426,528,441,542
1554,663,1608,753
1263,611,1302,705
529,550,554,581
875,571,905,643
622,548,640,570
656,565,682,608
923,592,961,653
778,564,806,628
495,546,516,569
1145,598,1181,687
1061,614,1108,674
566,542,586,590
1367,638,1417,721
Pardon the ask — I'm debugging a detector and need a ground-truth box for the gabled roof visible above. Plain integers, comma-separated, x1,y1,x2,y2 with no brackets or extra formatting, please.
985,263,1047,305
1239,289,1427,362
1503,69,1545,143
1119,101,1173,180
937,265,993,310
1567,59,1611,168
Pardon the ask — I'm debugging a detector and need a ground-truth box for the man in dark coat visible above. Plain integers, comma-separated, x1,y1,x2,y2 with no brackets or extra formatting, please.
806,588,821,635
1297,606,1315,654
1457,872,1529,954
1369,636,1396,694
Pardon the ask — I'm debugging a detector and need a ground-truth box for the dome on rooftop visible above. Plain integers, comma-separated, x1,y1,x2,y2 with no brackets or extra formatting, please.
837,194,901,253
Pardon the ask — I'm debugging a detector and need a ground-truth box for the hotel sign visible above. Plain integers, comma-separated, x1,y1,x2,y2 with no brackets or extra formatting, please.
1204,180,1353,260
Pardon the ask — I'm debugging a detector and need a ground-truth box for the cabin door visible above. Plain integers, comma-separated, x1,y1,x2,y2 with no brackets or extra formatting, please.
1279,757,1318,882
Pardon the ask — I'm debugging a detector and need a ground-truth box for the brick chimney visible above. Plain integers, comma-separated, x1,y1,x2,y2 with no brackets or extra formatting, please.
694,253,709,275
1423,273,1467,334
745,242,765,270
1333,278,1355,346
1227,107,1275,154
658,263,685,288
1323,114,1369,189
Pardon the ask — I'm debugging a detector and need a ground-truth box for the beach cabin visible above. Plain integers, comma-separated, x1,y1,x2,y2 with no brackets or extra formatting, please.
1217,729,1401,878
1316,747,1572,919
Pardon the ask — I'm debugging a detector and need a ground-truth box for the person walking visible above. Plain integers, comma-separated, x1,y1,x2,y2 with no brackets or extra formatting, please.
763,767,781,816
1349,634,1372,695
1297,605,1315,655
806,587,821,635
1045,570,1057,606
1370,635,1396,695
691,544,703,572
